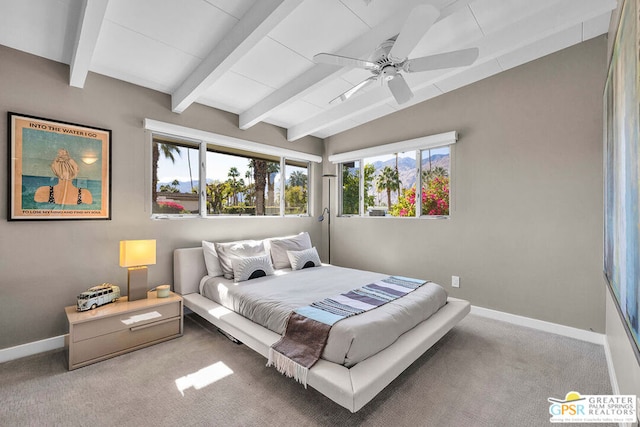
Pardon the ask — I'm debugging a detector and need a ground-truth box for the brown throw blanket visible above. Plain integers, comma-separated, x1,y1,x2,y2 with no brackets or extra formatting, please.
267,314,330,385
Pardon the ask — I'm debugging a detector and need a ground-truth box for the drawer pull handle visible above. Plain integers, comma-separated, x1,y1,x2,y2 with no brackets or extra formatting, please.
130,317,177,332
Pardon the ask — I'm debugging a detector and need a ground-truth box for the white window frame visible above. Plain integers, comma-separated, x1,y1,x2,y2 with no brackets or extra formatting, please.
329,131,457,218
283,158,311,216
145,119,320,219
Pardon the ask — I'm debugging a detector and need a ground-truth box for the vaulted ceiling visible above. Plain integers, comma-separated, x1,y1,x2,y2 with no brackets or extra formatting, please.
0,0,616,141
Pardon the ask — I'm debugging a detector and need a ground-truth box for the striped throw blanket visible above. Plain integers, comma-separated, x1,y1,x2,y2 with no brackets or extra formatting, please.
267,276,427,386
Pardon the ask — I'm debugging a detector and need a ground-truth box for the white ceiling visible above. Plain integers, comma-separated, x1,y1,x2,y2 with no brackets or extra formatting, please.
0,0,616,141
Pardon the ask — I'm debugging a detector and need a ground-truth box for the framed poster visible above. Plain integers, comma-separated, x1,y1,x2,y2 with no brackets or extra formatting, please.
8,112,111,220
603,0,640,363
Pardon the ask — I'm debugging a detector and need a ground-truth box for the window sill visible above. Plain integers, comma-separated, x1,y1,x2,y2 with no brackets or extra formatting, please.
151,214,311,220
337,215,450,220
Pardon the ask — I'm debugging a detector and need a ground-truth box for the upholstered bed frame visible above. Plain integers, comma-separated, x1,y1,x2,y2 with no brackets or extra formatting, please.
174,247,470,413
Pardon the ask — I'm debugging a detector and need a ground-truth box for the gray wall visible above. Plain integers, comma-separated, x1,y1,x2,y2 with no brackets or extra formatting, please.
0,45,324,349
325,36,607,333
604,0,640,398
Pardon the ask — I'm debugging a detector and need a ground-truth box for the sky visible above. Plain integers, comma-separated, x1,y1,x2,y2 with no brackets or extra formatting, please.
157,146,259,184
352,146,449,167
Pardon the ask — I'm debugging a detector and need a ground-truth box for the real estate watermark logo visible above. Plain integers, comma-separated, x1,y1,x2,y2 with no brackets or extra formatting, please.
548,391,637,423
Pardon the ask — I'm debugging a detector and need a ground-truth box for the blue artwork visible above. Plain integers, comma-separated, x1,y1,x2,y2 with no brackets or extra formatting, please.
604,0,640,361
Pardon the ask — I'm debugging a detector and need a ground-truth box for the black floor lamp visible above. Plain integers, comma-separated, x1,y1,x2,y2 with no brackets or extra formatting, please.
318,174,336,264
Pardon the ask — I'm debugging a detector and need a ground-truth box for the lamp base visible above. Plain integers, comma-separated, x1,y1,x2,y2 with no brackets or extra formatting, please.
127,266,148,301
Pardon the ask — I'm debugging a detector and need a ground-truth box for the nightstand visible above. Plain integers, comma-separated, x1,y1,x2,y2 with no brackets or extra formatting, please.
65,290,183,370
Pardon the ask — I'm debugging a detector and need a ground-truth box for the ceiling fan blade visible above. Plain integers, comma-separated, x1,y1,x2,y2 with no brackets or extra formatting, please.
330,76,378,104
387,74,413,105
313,53,377,70
404,48,480,72
389,4,440,62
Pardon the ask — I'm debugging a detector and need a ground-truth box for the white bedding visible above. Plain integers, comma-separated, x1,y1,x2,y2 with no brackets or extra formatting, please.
200,264,447,367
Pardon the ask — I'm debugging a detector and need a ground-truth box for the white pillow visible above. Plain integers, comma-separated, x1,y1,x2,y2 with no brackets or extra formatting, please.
202,241,223,277
269,232,312,269
232,254,275,282
214,240,266,279
287,247,322,271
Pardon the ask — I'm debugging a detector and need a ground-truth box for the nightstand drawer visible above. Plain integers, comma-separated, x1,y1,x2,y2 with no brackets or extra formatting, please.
73,302,180,342
71,316,181,365
66,291,183,370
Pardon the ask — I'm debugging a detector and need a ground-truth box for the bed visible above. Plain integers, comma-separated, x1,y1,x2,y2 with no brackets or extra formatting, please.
173,237,470,413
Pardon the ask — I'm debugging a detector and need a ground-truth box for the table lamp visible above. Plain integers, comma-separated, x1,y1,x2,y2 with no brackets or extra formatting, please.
119,239,156,301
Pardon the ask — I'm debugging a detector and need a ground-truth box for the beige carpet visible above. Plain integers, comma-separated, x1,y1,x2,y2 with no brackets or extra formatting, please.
0,313,613,426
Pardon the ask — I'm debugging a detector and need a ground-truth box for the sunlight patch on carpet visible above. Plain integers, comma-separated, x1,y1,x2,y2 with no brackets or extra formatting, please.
175,362,233,396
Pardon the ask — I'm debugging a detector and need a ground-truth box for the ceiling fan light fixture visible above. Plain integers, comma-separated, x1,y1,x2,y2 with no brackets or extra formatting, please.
313,4,479,106
381,66,397,81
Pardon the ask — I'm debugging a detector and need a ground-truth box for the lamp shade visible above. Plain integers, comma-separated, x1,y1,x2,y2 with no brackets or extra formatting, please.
119,240,156,267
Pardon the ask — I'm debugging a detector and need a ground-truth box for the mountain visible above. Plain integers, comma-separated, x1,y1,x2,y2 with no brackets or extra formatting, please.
422,153,449,170
371,156,416,171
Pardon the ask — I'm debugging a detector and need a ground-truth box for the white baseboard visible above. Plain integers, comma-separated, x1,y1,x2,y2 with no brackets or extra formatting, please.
0,335,66,364
470,305,605,345
603,338,621,394
602,339,632,427
0,307,609,364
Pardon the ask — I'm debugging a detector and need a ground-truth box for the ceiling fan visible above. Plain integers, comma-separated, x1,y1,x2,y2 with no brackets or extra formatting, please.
313,4,479,105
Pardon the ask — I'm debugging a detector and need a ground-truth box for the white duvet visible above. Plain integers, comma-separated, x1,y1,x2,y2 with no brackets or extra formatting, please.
201,265,447,367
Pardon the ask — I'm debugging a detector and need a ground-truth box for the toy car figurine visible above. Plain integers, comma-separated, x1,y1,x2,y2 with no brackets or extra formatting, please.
76,284,120,311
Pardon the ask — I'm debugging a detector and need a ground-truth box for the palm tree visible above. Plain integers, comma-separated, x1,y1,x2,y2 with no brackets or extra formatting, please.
266,162,280,207
288,170,307,188
152,142,181,206
227,167,243,205
251,159,267,215
422,165,448,188
395,152,401,194
228,166,240,181
186,149,194,193
376,166,401,208
236,178,245,204
244,168,253,205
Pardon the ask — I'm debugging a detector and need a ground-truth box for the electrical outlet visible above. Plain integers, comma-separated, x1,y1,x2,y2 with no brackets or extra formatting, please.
452,276,460,288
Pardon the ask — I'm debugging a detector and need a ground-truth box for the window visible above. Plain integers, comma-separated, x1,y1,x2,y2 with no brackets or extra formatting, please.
205,149,282,216
153,139,309,217
147,119,320,218
367,150,417,216
330,132,455,218
284,160,309,215
153,138,199,215
420,147,450,216
341,161,360,215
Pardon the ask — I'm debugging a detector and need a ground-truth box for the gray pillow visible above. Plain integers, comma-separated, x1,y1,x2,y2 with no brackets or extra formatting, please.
232,254,275,282
269,232,312,269
214,240,266,279
287,247,322,271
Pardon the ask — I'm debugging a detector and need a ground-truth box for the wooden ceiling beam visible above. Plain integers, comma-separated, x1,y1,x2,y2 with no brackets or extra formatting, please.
171,0,301,114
